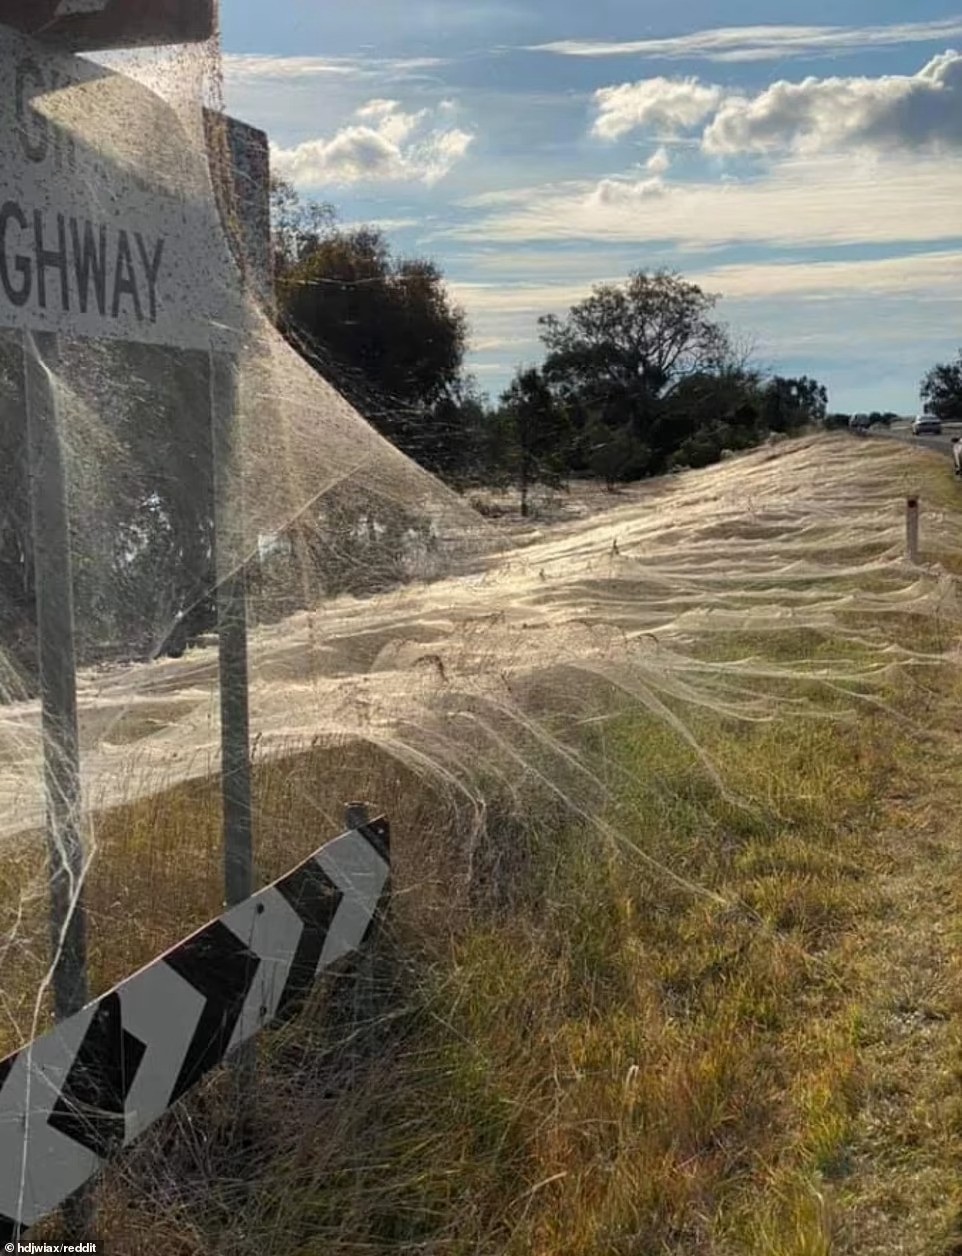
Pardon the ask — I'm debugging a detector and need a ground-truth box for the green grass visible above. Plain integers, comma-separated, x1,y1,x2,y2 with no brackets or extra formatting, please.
39,673,948,1255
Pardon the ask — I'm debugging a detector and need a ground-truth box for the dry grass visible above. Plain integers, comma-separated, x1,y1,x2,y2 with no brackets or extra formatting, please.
9,444,962,1253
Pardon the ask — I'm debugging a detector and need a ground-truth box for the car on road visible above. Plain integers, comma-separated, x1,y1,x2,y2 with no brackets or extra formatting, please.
913,414,942,435
849,413,871,433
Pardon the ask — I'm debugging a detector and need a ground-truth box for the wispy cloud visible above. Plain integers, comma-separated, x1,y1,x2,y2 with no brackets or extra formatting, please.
450,280,620,314
527,19,962,63
453,249,962,314
440,154,962,249
470,336,525,352
223,53,447,83
691,250,962,298
337,217,423,232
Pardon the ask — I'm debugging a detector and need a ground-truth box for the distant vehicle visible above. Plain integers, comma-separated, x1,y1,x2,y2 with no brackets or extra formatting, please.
913,414,942,436
849,413,871,433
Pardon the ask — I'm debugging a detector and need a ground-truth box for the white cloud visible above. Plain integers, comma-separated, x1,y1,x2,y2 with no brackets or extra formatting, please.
271,98,473,187
590,176,667,206
355,98,401,119
440,153,962,248
526,19,962,63
588,53,962,156
703,51,962,155
645,145,672,174
593,77,725,139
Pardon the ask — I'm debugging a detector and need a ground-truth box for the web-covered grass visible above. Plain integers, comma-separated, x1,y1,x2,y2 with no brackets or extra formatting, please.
9,431,962,1252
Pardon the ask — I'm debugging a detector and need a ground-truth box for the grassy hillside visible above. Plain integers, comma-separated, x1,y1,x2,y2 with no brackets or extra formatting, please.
11,434,962,1253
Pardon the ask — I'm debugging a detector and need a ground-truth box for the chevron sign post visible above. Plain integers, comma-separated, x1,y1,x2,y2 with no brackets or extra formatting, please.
0,815,390,1241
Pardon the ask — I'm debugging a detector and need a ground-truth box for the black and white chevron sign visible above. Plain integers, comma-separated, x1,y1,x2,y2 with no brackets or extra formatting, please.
0,815,390,1241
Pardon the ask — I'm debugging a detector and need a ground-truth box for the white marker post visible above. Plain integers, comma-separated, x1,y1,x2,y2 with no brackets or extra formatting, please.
906,494,920,565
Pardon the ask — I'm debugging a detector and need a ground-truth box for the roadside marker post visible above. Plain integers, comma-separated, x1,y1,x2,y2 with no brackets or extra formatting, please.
906,494,920,564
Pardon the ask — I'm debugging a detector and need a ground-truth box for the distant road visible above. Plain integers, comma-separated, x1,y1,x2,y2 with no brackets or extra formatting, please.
867,420,962,459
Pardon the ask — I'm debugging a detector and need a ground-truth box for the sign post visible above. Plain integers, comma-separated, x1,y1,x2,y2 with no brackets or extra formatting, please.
211,350,253,912
1,24,251,1217
23,329,88,1022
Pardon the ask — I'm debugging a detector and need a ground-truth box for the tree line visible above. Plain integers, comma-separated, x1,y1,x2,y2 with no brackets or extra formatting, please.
273,182,831,513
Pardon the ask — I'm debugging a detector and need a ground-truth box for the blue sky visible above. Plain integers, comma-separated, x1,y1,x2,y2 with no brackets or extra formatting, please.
219,2,962,414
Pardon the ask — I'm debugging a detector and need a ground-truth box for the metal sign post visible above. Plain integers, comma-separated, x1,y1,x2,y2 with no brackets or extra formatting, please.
23,329,88,1022
210,349,256,1125
1,18,250,1189
211,351,253,912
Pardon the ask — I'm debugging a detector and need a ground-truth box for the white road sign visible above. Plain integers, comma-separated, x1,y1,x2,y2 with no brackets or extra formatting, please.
0,26,246,350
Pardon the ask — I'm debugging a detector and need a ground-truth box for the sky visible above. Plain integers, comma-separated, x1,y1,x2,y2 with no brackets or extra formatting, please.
218,1,962,415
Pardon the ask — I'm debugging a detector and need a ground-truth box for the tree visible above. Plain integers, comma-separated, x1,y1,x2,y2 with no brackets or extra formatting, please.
653,364,763,462
538,269,732,442
273,184,469,466
920,352,962,421
583,418,651,491
425,375,492,485
762,375,828,431
270,176,336,285
498,369,570,516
